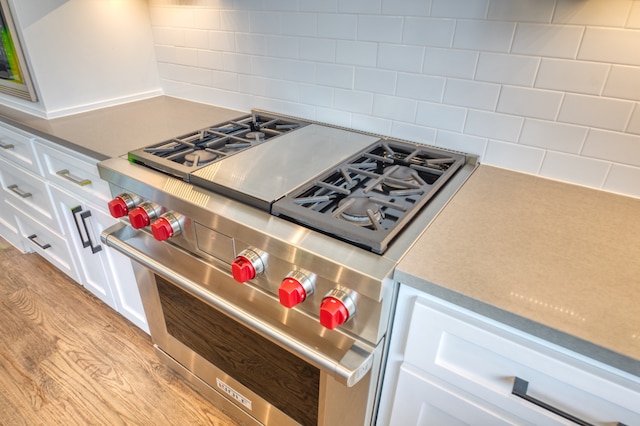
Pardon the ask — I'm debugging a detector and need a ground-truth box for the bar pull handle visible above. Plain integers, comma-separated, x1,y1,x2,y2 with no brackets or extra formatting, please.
71,206,102,254
0,140,14,150
8,184,32,198
56,169,91,186
28,234,51,250
511,377,627,426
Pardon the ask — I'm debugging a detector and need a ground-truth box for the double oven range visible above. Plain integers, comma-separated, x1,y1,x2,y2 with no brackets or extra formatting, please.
98,110,477,425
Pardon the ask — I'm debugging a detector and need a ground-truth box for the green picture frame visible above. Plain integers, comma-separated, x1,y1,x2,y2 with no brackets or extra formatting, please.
0,0,36,101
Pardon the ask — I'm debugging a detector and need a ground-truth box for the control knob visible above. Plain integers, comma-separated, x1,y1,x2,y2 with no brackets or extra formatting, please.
319,289,356,330
128,202,162,229
279,270,315,308
231,248,266,283
107,193,141,218
150,212,183,241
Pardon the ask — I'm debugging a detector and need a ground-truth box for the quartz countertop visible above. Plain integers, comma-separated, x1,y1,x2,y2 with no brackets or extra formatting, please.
0,97,243,160
395,165,640,377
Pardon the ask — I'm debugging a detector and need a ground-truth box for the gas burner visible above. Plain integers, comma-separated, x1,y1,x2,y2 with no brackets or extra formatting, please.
337,197,382,227
184,150,219,167
381,165,421,190
246,131,265,140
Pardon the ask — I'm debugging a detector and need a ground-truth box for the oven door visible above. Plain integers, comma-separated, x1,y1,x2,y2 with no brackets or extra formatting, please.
102,223,383,426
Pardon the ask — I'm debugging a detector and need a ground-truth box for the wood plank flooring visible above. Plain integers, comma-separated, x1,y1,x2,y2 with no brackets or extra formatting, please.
0,238,238,425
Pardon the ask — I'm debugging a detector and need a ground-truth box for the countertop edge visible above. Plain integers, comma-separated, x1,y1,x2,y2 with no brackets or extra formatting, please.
394,269,640,380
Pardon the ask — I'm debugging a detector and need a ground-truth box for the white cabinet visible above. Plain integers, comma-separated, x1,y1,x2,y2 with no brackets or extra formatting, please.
0,119,148,333
378,285,640,425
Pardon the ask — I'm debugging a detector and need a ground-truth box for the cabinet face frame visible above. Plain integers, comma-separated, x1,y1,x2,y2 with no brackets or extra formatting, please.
0,0,37,101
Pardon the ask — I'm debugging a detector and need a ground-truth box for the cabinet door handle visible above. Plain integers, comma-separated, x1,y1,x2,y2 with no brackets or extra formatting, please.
27,234,51,250
0,140,14,150
8,184,32,198
71,206,102,254
56,169,91,186
511,377,627,426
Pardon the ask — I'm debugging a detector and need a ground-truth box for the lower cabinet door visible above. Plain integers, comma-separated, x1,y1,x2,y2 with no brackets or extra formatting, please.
389,363,522,426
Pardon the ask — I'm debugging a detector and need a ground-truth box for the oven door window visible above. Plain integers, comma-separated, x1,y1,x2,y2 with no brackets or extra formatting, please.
156,276,320,425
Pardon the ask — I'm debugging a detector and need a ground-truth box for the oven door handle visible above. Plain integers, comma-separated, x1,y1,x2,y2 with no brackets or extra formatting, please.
101,222,378,387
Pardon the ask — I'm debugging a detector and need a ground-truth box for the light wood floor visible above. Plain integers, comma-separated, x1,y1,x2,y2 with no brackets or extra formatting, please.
0,238,238,425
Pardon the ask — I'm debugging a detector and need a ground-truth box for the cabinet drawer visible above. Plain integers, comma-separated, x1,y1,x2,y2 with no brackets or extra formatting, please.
0,123,41,174
404,294,640,425
16,211,80,283
0,199,27,252
0,157,61,234
35,141,110,206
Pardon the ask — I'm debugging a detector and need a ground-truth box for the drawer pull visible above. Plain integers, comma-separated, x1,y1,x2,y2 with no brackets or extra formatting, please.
71,206,102,254
27,234,51,250
8,184,32,198
511,377,627,426
0,141,14,150
56,169,91,186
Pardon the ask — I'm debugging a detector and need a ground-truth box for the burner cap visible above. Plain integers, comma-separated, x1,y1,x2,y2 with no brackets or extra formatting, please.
246,131,265,140
338,197,382,226
184,150,218,166
384,165,419,189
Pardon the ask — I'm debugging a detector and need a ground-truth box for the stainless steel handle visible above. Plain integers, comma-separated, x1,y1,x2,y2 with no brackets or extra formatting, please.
511,377,627,426
56,169,91,186
8,184,32,198
28,234,51,250
0,140,14,149
101,222,376,387
71,206,102,254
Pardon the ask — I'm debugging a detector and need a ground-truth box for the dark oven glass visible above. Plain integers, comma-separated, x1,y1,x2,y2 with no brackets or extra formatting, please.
156,276,320,425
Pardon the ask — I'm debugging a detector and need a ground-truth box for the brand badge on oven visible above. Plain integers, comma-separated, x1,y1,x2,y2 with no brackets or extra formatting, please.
216,378,253,410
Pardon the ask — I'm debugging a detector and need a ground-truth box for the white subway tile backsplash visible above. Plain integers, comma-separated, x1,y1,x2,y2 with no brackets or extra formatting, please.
382,0,431,16
539,151,610,188
629,3,640,29
221,52,251,72
198,50,224,70
603,66,640,101
628,106,640,134
219,11,250,31
153,27,184,46
582,129,640,167
465,110,524,142
497,86,562,120
416,101,466,132
372,95,417,122
317,14,357,40
351,114,392,136
377,44,423,73
235,33,266,55
423,47,478,79
299,0,338,13
488,0,555,23
431,0,489,19
209,31,235,51
149,6,193,28
603,164,640,197
184,29,209,49
435,130,488,157
390,121,437,144
519,119,587,154
475,53,538,86
396,73,444,102
483,139,545,174
316,63,354,89
444,79,500,110
357,16,403,43
558,94,634,131
281,13,317,37
251,57,316,83
402,18,454,47
250,12,283,35
334,89,373,113
212,70,238,91
316,106,352,127
265,36,300,59
154,45,175,63
511,24,583,59
175,47,199,67
355,68,396,95
299,38,335,62
554,0,632,27
338,0,381,14
300,83,333,108
453,20,515,52
579,27,640,67
336,41,378,67
535,59,609,95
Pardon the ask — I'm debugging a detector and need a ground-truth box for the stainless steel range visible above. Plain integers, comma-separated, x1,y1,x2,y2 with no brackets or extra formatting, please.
98,110,477,426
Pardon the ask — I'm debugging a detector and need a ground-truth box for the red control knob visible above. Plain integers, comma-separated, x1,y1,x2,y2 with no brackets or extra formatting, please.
129,207,151,229
231,248,266,283
150,217,173,241
279,278,307,308
320,297,350,329
231,256,256,283
107,193,140,218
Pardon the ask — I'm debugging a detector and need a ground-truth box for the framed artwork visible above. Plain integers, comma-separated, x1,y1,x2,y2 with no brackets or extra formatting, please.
0,0,36,101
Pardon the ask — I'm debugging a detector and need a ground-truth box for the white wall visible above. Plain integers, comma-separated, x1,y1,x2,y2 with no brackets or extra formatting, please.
147,0,640,199
5,0,161,118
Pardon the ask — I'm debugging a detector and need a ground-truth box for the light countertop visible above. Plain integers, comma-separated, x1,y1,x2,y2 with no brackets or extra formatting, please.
0,97,243,160
395,165,640,377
